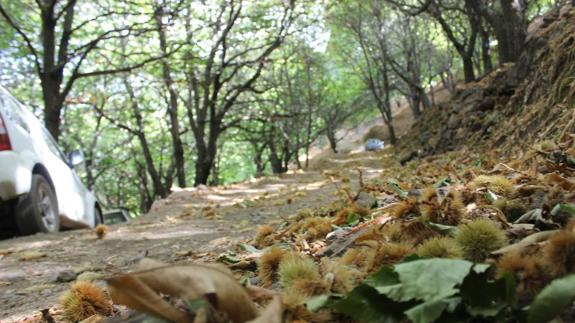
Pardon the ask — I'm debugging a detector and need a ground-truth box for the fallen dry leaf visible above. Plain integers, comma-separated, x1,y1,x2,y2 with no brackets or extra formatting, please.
107,259,258,323
247,296,283,323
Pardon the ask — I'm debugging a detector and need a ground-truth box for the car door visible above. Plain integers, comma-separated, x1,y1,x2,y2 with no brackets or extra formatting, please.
38,128,87,223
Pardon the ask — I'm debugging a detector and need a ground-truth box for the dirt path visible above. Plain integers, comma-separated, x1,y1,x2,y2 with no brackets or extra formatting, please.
0,152,389,321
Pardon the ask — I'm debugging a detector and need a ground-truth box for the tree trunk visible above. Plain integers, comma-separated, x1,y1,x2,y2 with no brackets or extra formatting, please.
384,117,397,145
495,0,526,63
480,27,493,74
462,55,475,83
194,148,213,186
409,93,422,118
155,6,186,188
193,123,219,185
41,79,64,140
326,128,338,153
269,146,286,174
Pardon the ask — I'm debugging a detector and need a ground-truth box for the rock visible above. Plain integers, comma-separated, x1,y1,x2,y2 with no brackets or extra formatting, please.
55,269,77,283
472,97,495,112
355,191,377,209
17,251,46,261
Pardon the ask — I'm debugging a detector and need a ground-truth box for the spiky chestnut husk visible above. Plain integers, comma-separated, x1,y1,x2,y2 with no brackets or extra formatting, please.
497,251,548,295
297,217,332,240
342,246,377,275
440,190,465,225
494,198,529,222
455,218,507,263
459,186,477,205
282,279,332,322
332,205,371,225
257,247,286,287
381,222,404,243
543,229,575,278
94,224,109,240
472,175,515,197
390,197,420,218
320,258,360,293
369,242,413,272
420,189,464,226
340,248,360,266
59,281,112,322
400,221,437,245
253,225,275,248
278,253,321,288
416,237,463,259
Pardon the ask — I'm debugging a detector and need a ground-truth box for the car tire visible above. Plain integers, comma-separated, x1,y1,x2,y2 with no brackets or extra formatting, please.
94,207,102,226
16,175,60,235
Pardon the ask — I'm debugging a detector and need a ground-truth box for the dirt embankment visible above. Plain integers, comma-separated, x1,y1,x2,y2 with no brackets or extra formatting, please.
399,5,575,159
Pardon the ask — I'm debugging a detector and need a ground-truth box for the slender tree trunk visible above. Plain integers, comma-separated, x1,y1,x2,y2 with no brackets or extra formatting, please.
193,122,219,185
383,116,396,145
462,55,475,83
326,128,338,153
480,28,493,74
155,6,186,187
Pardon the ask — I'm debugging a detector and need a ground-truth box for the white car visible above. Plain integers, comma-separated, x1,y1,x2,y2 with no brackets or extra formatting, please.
0,85,102,235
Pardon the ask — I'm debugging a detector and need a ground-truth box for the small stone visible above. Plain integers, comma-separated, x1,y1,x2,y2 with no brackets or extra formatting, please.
56,270,77,283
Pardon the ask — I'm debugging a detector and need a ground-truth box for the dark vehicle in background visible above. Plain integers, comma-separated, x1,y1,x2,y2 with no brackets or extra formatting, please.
103,208,132,225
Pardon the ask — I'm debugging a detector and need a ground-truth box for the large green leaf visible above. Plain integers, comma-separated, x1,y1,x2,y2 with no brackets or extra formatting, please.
332,284,406,323
374,259,473,302
527,274,575,323
550,204,575,217
405,297,462,323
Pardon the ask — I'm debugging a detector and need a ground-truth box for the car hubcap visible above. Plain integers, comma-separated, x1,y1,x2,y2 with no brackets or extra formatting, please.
38,186,56,231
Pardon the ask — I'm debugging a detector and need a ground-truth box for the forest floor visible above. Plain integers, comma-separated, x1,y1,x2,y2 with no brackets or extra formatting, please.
0,145,394,321
0,84,444,322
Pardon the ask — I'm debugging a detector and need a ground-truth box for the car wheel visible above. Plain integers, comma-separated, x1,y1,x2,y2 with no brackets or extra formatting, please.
16,175,60,235
94,207,103,226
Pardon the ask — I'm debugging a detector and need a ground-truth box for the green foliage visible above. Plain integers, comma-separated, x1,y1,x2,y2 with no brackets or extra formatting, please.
527,273,575,323
332,258,518,323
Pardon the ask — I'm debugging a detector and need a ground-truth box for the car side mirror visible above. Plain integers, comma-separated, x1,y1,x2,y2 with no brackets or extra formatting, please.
68,150,85,167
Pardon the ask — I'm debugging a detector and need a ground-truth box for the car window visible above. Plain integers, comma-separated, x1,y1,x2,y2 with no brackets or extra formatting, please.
0,89,29,133
41,128,70,165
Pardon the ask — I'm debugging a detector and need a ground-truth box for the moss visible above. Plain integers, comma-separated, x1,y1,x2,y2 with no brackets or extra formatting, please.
416,237,463,259
455,219,507,262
